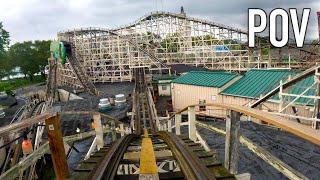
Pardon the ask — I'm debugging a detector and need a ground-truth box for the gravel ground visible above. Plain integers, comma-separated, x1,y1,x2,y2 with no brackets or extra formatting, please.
53,82,134,136
68,134,116,171
3,81,320,180
52,82,134,172
0,96,25,127
194,120,320,180
14,83,46,96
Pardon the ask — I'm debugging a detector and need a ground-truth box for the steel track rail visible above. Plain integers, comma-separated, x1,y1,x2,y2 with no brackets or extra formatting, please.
157,131,214,180
90,134,136,180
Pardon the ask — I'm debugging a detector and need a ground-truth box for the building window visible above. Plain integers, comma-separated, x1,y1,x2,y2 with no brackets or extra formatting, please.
162,85,167,91
199,99,206,111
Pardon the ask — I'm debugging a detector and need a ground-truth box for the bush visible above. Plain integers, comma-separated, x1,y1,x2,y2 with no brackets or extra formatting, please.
0,75,45,92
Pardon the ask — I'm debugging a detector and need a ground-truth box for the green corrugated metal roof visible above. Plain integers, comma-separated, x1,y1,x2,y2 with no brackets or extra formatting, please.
171,71,239,88
221,69,292,98
221,69,316,106
285,76,315,105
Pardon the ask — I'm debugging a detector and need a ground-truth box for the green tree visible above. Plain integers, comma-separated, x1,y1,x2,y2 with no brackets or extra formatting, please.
192,35,216,46
160,33,181,53
0,22,9,57
34,40,51,78
8,41,36,80
0,22,11,79
8,40,51,81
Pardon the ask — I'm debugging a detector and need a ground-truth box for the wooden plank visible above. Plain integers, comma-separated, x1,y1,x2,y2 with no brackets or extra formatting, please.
175,114,181,135
224,110,240,174
251,66,320,108
171,103,320,146
0,129,98,180
196,121,309,180
188,106,196,142
0,113,52,136
139,129,158,180
45,114,69,179
61,111,121,124
93,113,104,150
313,74,320,129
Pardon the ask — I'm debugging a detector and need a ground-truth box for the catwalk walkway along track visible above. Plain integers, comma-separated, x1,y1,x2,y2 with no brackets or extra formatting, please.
72,68,235,179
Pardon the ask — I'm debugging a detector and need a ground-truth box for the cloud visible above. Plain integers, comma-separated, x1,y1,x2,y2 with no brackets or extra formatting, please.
0,0,319,43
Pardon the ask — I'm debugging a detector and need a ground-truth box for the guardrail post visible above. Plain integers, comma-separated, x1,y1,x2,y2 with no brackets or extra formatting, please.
93,113,104,150
119,124,125,137
167,119,172,132
224,110,240,174
313,71,320,129
111,120,117,142
175,114,181,135
188,106,196,142
45,114,69,179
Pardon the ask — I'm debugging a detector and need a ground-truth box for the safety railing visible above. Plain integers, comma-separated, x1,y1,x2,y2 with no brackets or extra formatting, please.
157,103,319,179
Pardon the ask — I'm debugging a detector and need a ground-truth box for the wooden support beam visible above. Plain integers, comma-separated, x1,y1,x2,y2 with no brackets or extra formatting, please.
45,114,69,180
175,114,181,135
251,66,320,108
0,129,107,180
313,73,320,129
224,110,240,174
188,106,196,142
120,124,125,137
93,113,104,150
0,113,52,136
170,103,320,146
167,119,172,132
111,120,117,142
197,121,309,180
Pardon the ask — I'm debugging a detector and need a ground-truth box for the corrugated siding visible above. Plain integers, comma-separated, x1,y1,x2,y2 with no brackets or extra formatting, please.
221,69,292,98
172,71,239,88
221,69,316,105
286,76,315,105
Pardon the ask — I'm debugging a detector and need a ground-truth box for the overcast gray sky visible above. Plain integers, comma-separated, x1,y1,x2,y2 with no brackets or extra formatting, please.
1,0,319,44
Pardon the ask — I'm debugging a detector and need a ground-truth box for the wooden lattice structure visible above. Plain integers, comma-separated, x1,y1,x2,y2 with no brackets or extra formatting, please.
56,10,320,90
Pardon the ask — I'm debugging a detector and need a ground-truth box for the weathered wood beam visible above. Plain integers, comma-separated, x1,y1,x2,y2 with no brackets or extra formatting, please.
196,121,309,180
251,66,320,108
175,114,181,135
93,113,104,150
0,129,99,180
61,110,121,124
188,106,196,142
0,113,52,136
45,114,69,179
170,103,320,146
224,110,240,174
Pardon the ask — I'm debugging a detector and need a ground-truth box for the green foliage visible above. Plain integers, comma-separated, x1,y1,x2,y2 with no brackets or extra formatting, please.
261,48,269,56
34,40,51,76
0,22,11,79
5,89,13,96
8,40,51,80
192,35,216,46
160,33,181,52
0,75,45,92
0,22,9,57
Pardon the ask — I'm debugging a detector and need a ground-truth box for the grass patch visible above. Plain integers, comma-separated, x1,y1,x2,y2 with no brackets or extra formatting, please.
0,76,45,92
0,105,7,109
